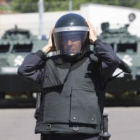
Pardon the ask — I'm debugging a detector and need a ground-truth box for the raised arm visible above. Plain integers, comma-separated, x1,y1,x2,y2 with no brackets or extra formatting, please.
93,39,120,79
18,50,46,84
18,28,55,84
86,20,120,79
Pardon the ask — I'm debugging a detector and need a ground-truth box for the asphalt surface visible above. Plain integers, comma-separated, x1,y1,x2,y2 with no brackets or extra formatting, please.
0,107,140,140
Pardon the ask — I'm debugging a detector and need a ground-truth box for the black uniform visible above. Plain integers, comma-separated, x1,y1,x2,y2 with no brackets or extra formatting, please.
18,40,119,140
18,13,120,140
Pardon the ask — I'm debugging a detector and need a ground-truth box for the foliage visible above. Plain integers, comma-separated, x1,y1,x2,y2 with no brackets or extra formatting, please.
6,0,140,13
11,0,38,13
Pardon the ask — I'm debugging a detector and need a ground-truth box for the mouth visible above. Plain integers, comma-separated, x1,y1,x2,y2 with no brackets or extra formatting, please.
70,49,76,53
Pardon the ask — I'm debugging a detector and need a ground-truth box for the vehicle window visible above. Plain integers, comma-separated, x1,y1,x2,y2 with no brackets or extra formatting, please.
117,43,137,53
0,44,10,53
12,43,33,53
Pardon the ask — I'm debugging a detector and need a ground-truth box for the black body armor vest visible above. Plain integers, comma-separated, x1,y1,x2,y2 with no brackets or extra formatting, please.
35,56,105,135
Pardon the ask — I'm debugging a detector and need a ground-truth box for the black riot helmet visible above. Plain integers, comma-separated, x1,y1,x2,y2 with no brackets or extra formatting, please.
53,13,89,57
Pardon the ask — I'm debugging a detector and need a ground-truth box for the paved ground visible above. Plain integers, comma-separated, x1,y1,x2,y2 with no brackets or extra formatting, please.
0,107,140,140
105,107,140,140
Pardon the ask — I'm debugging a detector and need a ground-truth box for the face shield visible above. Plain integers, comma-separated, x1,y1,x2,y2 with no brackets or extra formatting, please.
53,27,89,56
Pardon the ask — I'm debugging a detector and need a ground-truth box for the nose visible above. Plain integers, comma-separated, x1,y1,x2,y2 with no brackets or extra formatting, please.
67,40,73,46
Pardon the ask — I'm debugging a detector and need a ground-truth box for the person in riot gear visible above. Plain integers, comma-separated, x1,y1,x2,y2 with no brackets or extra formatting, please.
18,13,120,140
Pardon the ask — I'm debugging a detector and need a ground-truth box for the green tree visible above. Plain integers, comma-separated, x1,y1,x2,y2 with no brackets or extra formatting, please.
10,0,140,13
11,0,38,13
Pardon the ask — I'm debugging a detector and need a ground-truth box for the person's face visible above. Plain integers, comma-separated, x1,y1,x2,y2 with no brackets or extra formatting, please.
63,34,82,55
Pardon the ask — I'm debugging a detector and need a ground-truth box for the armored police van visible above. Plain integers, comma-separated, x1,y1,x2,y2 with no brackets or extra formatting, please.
99,13,140,104
0,26,47,106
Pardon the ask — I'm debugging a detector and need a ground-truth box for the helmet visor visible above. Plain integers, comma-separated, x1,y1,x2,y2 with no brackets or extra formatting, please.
54,31,88,56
